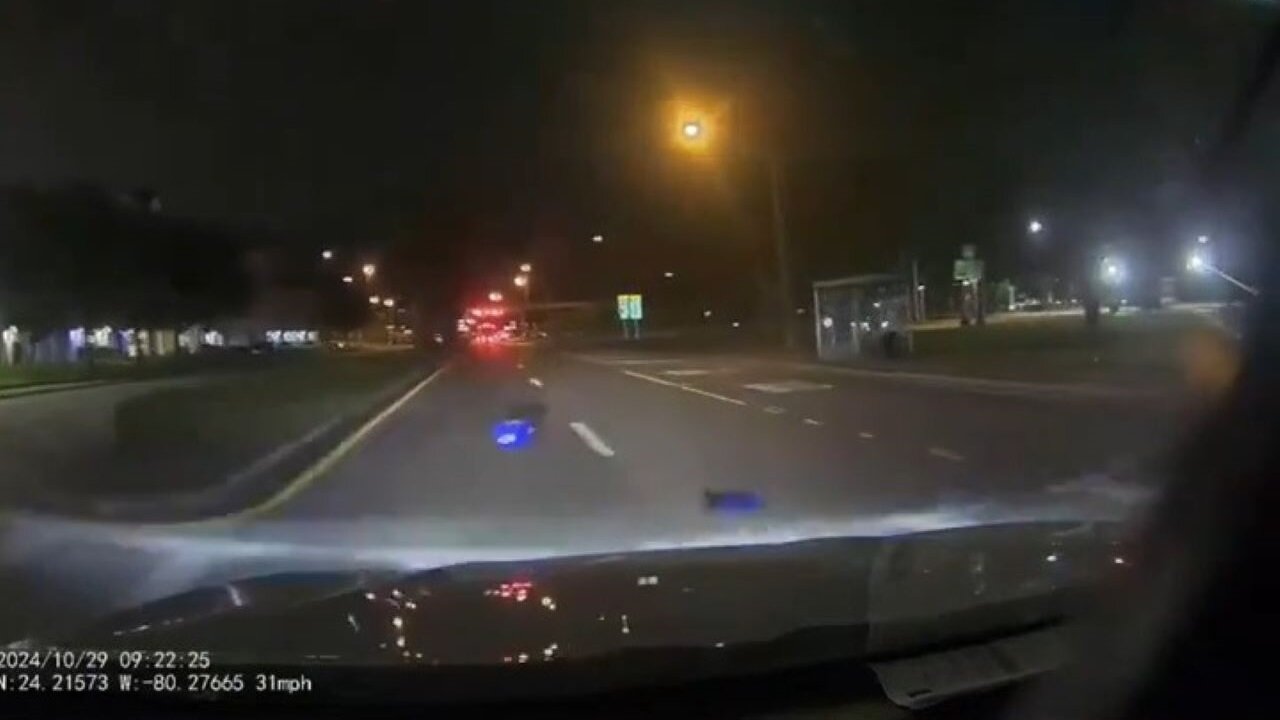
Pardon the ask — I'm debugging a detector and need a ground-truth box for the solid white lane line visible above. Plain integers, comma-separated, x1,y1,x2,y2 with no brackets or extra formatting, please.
624,369,684,388
528,377,543,388
859,431,875,439
572,354,687,366
928,446,966,462
677,384,750,406
623,370,749,406
763,405,786,414
569,422,616,457
803,418,824,426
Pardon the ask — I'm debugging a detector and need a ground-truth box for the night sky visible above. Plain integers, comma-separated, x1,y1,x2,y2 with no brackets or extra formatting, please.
2,0,1277,313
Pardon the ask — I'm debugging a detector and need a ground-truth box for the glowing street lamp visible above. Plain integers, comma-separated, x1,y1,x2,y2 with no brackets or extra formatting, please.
488,291,503,303
663,271,675,279
591,234,604,244
361,263,376,279
1028,219,1043,234
321,249,334,260
368,295,381,305
518,262,532,273
1100,257,1125,284
681,120,703,139
342,275,354,284
382,297,396,308
513,274,529,288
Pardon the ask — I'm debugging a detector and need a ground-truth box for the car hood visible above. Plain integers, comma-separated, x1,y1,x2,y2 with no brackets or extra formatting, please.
56,521,1131,669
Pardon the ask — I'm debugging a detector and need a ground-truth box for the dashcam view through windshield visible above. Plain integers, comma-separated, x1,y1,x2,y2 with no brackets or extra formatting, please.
0,0,1271,713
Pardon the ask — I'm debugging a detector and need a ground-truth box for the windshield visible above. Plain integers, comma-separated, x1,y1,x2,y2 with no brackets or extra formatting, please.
0,0,1272,710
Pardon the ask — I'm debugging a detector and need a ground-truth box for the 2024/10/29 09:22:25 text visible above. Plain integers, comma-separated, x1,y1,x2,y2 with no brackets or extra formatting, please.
0,649,212,671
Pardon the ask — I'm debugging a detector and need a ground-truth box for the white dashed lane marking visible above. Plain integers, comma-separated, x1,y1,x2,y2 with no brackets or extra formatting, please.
803,418,824,426
681,384,749,406
528,377,543,388
763,406,786,414
859,432,875,439
928,446,966,462
569,422,616,458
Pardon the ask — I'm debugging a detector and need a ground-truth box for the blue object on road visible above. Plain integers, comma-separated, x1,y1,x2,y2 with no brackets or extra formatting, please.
491,419,536,452
704,490,765,514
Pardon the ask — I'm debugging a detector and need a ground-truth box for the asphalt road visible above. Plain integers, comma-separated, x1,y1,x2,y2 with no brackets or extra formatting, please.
247,344,1178,527
0,344,1187,641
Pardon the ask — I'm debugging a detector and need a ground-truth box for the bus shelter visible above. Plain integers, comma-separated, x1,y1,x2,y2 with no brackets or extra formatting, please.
812,273,913,361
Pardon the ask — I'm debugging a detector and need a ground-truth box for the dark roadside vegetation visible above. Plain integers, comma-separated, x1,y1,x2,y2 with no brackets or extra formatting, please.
896,311,1217,385
64,350,429,501
0,348,271,390
566,308,1230,387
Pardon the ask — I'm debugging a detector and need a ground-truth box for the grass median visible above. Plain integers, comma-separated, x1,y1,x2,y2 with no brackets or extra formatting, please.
88,350,429,497
900,310,1215,385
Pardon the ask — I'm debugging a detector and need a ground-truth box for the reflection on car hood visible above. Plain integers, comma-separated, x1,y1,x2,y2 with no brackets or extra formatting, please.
59,521,1132,667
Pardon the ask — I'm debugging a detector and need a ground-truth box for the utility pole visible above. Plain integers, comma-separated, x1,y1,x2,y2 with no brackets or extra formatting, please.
911,258,922,322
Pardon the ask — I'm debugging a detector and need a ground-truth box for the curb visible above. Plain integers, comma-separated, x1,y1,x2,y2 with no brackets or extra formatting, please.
25,364,440,523
0,379,115,401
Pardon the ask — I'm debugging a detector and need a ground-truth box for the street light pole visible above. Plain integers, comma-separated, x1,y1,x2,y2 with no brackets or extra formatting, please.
1208,265,1260,296
767,154,797,350
675,109,796,348
1189,254,1259,296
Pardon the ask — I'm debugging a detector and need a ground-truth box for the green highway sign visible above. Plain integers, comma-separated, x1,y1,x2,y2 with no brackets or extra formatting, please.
953,258,984,282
